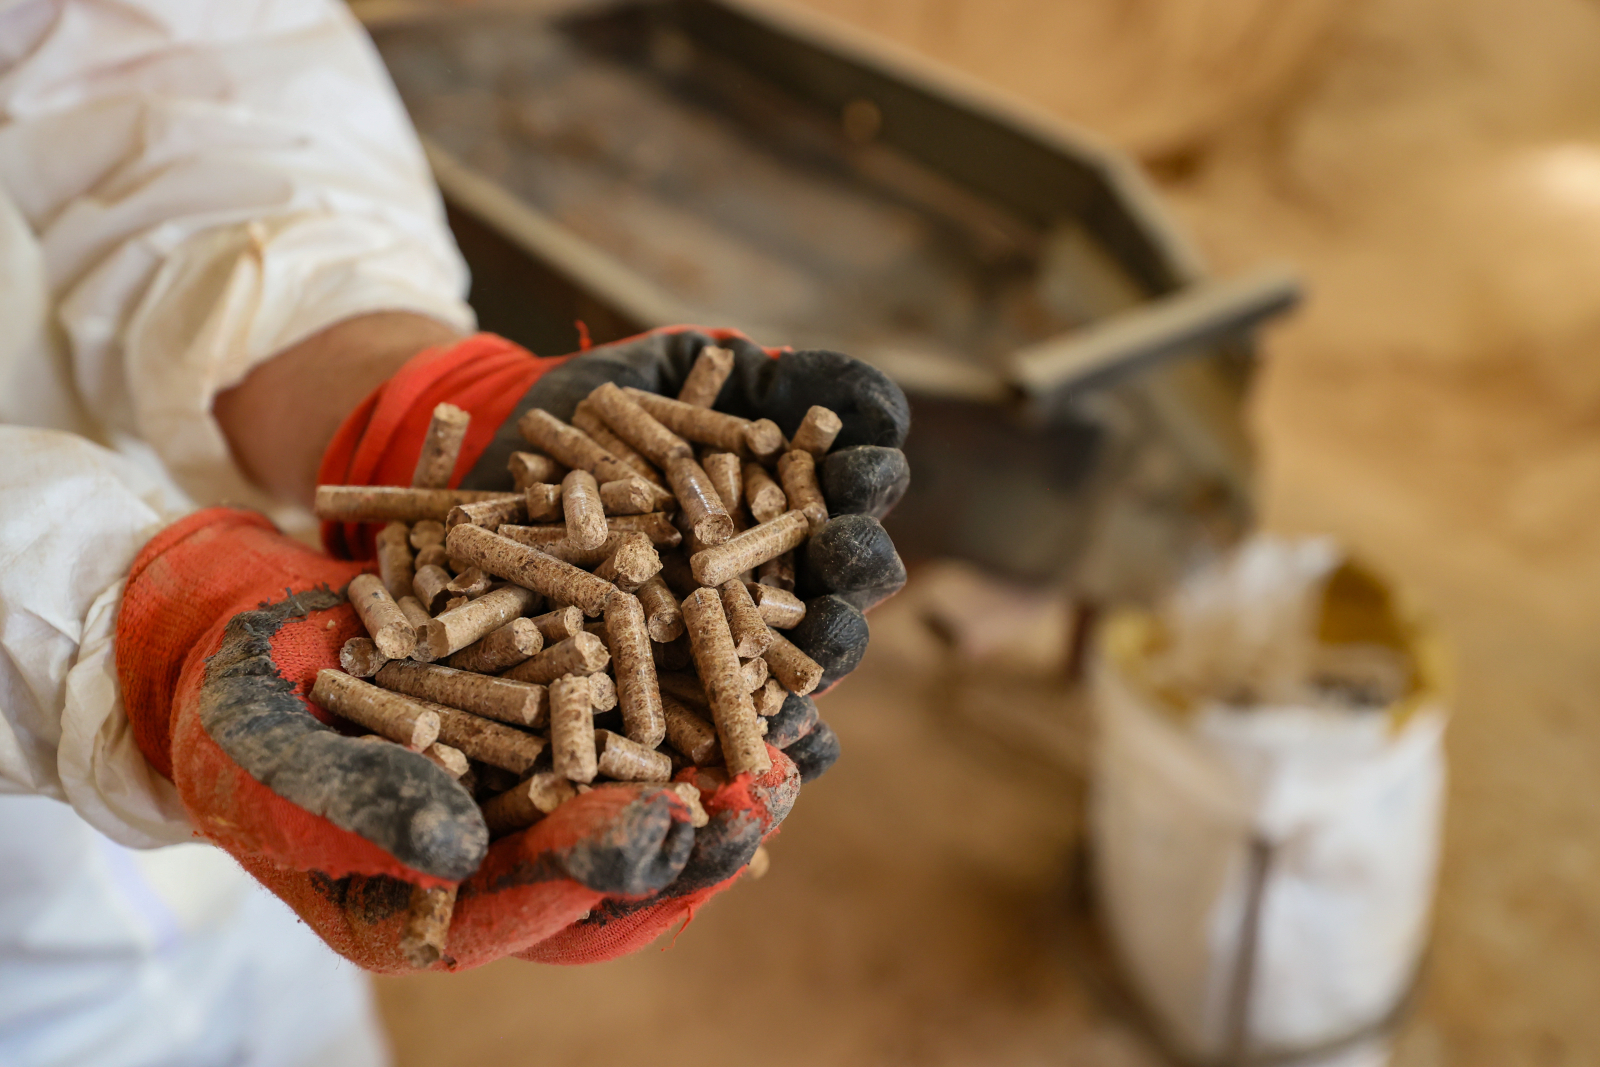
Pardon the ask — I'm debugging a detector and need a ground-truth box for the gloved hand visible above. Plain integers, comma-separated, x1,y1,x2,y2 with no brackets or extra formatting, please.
312,326,910,961
117,506,797,973
321,327,911,767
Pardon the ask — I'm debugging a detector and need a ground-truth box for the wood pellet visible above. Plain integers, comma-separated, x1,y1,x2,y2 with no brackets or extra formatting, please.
677,344,734,407
571,399,664,486
411,403,471,489
308,387,854,968
376,522,415,602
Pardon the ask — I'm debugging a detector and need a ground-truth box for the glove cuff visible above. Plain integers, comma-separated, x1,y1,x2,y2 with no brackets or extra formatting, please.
317,332,561,559
117,506,364,779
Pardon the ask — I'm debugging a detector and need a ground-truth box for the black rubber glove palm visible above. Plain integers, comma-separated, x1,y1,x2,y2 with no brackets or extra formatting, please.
461,328,912,781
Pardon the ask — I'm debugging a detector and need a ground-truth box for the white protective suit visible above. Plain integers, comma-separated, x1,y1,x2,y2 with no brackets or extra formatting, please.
0,2,475,1064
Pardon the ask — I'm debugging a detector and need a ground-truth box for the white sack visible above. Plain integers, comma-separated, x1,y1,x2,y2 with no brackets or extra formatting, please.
1089,537,1446,1063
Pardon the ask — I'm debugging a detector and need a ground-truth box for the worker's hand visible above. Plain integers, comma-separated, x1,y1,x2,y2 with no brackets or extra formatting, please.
312,326,908,962
321,326,908,777
116,506,774,974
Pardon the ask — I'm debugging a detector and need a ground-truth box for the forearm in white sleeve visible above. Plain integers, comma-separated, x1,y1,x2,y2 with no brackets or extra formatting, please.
0,0,475,509
0,427,194,847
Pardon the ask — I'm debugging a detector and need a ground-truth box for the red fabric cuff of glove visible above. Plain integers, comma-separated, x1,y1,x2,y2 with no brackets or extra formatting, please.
317,332,560,560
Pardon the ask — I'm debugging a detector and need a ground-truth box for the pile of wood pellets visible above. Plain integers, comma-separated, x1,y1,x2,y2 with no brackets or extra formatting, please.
311,345,839,965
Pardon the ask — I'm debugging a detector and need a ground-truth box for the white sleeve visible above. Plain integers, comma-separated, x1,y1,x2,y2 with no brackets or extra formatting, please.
0,427,194,847
0,0,475,509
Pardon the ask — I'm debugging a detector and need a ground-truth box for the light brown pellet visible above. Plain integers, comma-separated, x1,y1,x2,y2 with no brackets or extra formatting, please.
666,456,734,547
677,344,735,407
674,508,712,561
719,579,774,658
587,381,694,468
348,573,417,659
746,583,806,628
791,405,843,458
681,588,771,776
310,670,439,750
426,701,547,774
517,408,640,486
701,451,743,513
572,400,664,486
376,522,415,602
636,576,685,642
670,781,712,827
741,655,770,692
411,565,453,615
524,483,563,522
595,730,672,781
416,545,449,571
422,742,469,778
314,486,520,524
561,469,608,551
593,533,662,590
690,510,809,587
445,568,492,598
763,628,823,696
777,450,829,534
589,672,618,712
744,419,787,464
652,634,693,672
374,659,546,727
622,387,752,456
599,478,658,515
446,618,543,673
742,461,789,523
496,523,567,547
399,885,455,969
446,496,527,532
551,674,598,783
411,403,471,489
746,845,771,880
606,512,682,547
509,451,566,489
530,606,585,644
446,524,616,616
758,552,796,591
501,633,611,685
395,591,429,626
481,772,576,835
409,520,446,550
500,529,658,584
444,596,470,613
415,584,541,661
752,677,787,717
605,592,666,746
339,637,389,678
504,517,682,550
662,696,721,764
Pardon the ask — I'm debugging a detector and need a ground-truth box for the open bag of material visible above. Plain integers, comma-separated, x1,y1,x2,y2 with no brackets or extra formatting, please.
1090,536,1447,1063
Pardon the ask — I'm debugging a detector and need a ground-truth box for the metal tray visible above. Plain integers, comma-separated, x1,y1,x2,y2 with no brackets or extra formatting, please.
369,0,1298,595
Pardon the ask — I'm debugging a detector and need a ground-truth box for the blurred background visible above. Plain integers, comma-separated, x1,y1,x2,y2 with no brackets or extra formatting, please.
350,0,1600,1062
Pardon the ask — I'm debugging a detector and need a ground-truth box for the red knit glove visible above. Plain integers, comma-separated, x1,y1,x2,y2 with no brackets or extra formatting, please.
310,328,822,964
114,506,780,973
